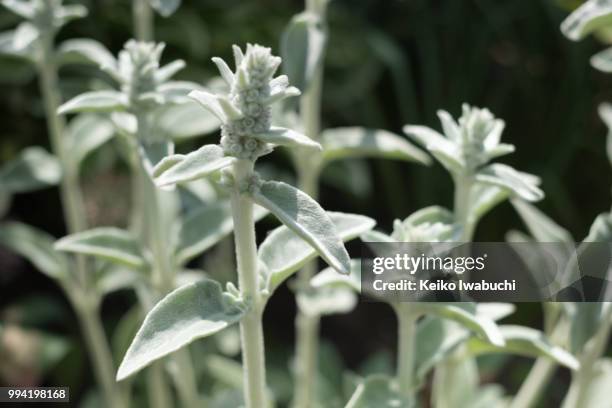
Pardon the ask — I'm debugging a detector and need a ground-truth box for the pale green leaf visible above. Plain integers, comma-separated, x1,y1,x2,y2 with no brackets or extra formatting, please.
153,144,234,187
280,11,326,92
296,286,357,317
311,259,361,293
417,303,505,347
591,46,612,72
466,325,579,370
95,264,142,296
475,163,544,202
0,222,68,281
149,0,181,17
175,200,267,265
116,279,246,380
403,125,463,173
55,228,145,270
254,126,321,151
252,180,351,275
469,184,509,226
511,198,573,243
0,147,60,193
66,113,115,167
154,101,221,141
598,102,612,167
345,375,410,408
1,0,35,18
576,358,612,407
0,29,32,59
58,91,128,115
57,39,117,70
258,212,375,294
561,0,612,41
13,22,38,52
321,127,430,165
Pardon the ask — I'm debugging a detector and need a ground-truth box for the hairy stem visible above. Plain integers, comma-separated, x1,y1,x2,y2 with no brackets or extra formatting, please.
74,298,125,408
232,159,268,408
133,0,154,41
39,34,123,408
146,363,174,408
395,304,419,398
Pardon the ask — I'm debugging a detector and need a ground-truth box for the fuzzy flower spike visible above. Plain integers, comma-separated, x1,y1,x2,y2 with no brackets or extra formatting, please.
189,43,320,161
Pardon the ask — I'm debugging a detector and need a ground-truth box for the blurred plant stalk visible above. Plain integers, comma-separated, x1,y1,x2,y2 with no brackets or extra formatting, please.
292,0,327,406
37,20,125,408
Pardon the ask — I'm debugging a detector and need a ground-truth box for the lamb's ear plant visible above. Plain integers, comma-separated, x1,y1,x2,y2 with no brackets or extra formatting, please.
98,43,376,407
0,2,127,407
279,2,431,405
315,105,579,406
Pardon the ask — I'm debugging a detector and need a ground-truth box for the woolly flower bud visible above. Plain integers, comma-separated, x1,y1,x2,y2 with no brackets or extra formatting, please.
457,104,506,170
118,40,164,104
192,43,300,161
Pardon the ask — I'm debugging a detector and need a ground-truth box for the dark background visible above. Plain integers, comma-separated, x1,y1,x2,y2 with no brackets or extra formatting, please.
0,0,609,406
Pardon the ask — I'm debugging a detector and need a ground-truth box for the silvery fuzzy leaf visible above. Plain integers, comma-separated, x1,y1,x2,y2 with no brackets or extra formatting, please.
311,259,361,293
465,325,579,370
155,60,186,83
189,89,230,122
280,11,326,92
116,279,246,380
258,212,375,295
13,22,38,52
110,112,137,137
174,200,267,265
66,113,115,168
138,140,174,177
476,303,516,322
95,263,142,296
0,29,32,59
252,181,351,276
57,39,117,72
573,358,612,407
153,101,221,141
592,46,612,73
55,227,146,270
1,0,35,19
345,375,410,408
598,102,612,167
403,205,454,227
320,127,431,165
253,126,321,150
0,147,60,193
153,144,234,188
211,57,234,86
437,110,461,143
149,0,181,17
296,285,357,317
561,0,612,41
403,125,464,173
469,184,509,227
0,221,68,281
475,163,544,202
416,303,505,347
54,4,87,26
157,81,201,104
58,90,128,115
510,198,573,243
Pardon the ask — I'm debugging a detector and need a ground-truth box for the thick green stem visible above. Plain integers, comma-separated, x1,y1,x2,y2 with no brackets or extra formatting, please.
562,306,612,408
231,159,268,408
396,304,418,398
75,299,125,408
133,0,154,41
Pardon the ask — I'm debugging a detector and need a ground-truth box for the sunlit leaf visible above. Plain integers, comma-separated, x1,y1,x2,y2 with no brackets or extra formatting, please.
0,147,61,193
